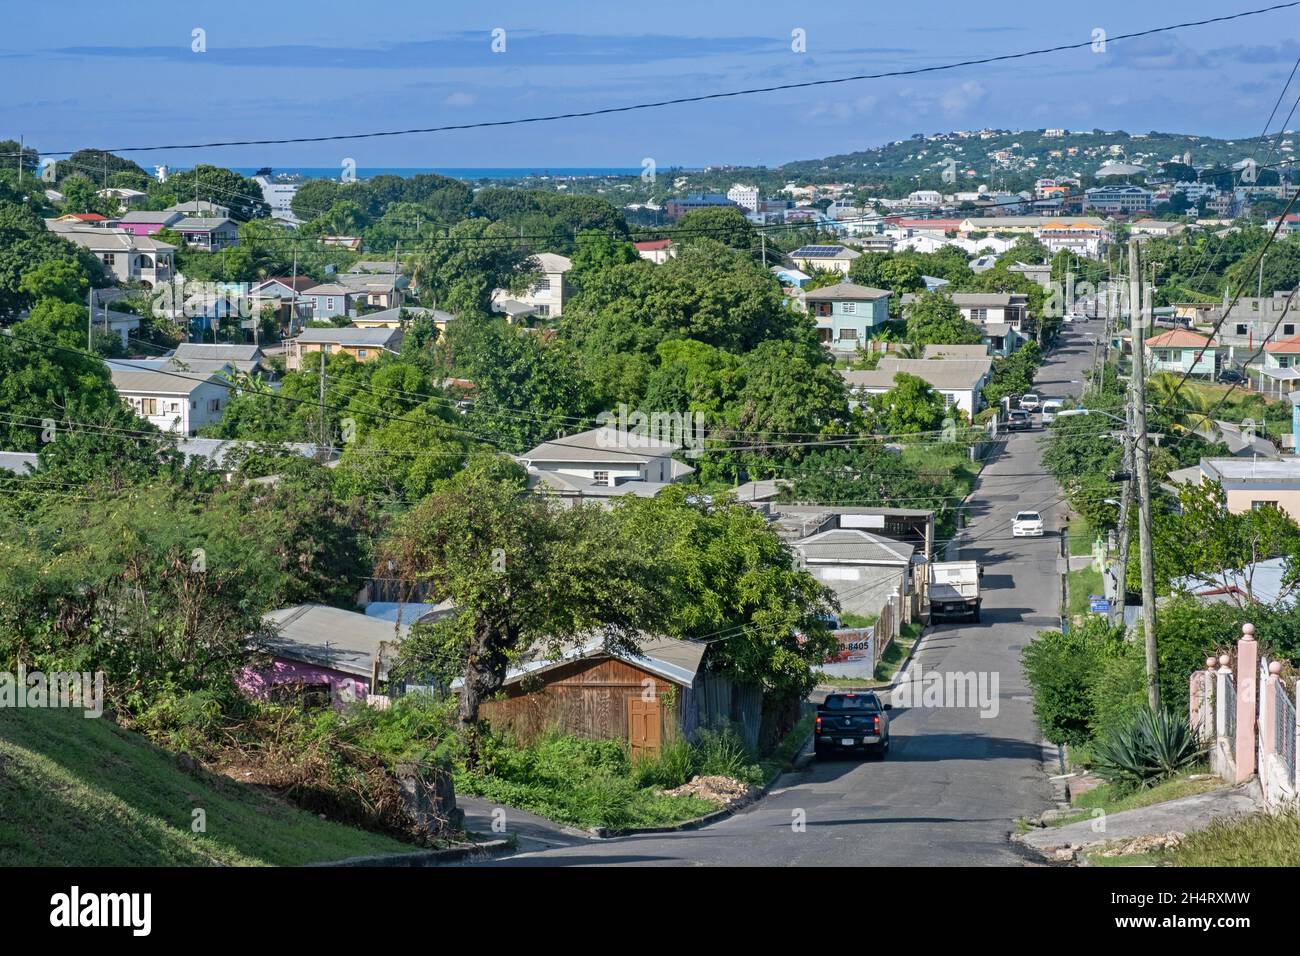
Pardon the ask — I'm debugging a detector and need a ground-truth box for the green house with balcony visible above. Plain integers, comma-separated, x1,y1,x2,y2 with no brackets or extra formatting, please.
803,283,893,354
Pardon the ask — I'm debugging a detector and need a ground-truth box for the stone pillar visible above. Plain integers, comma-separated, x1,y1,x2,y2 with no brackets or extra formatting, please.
1235,625,1257,784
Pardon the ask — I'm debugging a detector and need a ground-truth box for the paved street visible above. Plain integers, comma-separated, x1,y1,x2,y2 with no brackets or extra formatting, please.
464,325,1098,866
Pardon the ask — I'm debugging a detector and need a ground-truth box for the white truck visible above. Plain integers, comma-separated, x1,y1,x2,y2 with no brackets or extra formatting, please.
928,560,983,623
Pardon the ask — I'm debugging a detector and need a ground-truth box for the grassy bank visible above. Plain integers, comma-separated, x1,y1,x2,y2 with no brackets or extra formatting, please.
1050,771,1220,828
0,707,418,866
1067,565,1104,620
1067,513,1096,558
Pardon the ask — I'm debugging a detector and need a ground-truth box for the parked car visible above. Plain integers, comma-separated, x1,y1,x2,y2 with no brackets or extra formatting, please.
1040,398,1064,424
1012,511,1045,537
1217,367,1245,385
1019,392,1041,412
815,691,891,759
1007,409,1032,431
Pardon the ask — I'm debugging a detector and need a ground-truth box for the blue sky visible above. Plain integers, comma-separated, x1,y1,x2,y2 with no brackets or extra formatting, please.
3,0,1299,170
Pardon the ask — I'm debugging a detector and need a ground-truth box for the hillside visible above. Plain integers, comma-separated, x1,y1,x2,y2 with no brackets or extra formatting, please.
0,707,418,866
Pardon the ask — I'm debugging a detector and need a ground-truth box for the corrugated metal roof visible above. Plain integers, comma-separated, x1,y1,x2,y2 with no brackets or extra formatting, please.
795,528,915,565
260,604,409,679
523,426,680,463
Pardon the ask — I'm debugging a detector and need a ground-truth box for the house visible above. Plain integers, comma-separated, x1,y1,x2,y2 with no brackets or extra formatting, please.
982,321,1025,356
490,299,537,323
842,357,993,417
57,228,175,288
166,200,231,218
337,270,408,311
84,307,140,348
664,194,739,221
1144,329,1216,378
97,187,149,211
289,327,403,369
174,217,239,252
476,633,768,753
1261,335,1300,396
113,210,183,236
54,212,109,226
1173,292,1298,367
1038,220,1108,257
1171,556,1296,608
248,275,316,331
1130,219,1186,239
758,502,936,560
108,361,230,435
789,245,861,275
299,283,355,320
491,252,572,319
171,342,266,375
803,283,892,352
633,239,675,264
518,425,695,495
793,528,917,618
1007,262,1053,288
1173,457,1300,522
770,265,812,288
238,604,450,708
350,305,454,332
900,292,1028,329
320,235,363,251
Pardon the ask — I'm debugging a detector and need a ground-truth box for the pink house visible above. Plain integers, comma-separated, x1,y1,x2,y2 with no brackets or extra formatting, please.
114,210,183,237
240,603,452,708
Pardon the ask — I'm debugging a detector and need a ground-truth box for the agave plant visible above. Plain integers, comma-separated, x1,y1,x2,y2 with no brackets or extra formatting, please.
1092,706,1204,791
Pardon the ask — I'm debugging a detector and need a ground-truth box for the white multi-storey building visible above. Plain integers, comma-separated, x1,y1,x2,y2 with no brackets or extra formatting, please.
726,184,760,213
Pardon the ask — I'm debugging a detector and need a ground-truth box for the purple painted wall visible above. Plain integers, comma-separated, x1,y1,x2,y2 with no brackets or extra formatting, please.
238,658,371,709
117,222,165,237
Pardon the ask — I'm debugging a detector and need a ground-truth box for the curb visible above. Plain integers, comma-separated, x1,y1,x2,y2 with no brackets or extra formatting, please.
308,839,511,867
587,733,815,839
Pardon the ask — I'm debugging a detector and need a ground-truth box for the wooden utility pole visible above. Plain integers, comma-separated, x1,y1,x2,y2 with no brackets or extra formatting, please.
318,349,327,459
1114,403,1134,620
1128,238,1160,711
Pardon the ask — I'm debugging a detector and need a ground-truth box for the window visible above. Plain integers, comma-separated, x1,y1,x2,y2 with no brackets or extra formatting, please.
1280,356,1291,369
534,304,550,317
593,470,611,486
838,327,858,341
140,398,158,416
208,399,221,413
325,297,335,311
942,393,956,408
1236,323,1249,335
841,302,857,314
1252,500,1279,511
535,277,551,291
970,308,987,322
357,349,367,359
1286,325,1295,336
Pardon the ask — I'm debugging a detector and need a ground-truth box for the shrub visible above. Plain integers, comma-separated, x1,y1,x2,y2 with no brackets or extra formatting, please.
694,726,762,784
1021,618,1123,747
1092,706,1203,792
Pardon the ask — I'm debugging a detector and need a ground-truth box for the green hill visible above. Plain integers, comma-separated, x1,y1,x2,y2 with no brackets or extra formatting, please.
0,706,418,866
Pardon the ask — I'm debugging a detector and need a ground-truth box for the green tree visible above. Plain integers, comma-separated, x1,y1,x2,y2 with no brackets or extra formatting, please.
903,291,983,345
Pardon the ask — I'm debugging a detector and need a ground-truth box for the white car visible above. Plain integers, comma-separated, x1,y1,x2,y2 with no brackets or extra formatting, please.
1019,393,1041,412
1040,399,1064,424
1012,511,1045,537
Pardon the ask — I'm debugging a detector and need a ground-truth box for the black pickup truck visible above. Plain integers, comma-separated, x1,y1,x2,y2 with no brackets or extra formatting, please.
814,691,892,759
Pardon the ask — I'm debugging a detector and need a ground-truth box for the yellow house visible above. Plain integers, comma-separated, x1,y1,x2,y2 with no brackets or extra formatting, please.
289,327,403,370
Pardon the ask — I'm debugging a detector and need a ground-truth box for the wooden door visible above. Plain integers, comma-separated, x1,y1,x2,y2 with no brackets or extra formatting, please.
627,698,662,759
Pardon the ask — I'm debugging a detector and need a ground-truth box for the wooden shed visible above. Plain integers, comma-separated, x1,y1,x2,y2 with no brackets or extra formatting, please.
478,636,766,756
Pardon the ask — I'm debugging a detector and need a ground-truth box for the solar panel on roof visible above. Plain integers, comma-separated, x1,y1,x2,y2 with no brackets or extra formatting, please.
795,246,845,256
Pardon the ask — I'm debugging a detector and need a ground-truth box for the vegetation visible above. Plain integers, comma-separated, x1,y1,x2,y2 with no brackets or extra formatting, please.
1090,706,1203,792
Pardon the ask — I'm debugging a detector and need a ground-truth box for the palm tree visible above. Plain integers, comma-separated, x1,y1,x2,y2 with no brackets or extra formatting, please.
1147,372,1217,438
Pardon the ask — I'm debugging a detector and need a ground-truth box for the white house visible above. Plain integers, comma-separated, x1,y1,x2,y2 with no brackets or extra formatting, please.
54,227,175,288
518,426,695,493
108,361,229,436
492,252,573,319
841,357,993,418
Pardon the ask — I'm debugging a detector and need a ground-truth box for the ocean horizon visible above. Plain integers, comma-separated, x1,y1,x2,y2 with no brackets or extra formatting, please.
219,166,680,181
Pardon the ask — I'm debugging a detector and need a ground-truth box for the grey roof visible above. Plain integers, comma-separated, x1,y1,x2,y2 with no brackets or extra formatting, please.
260,604,409,680
295,327,402,348
175,217,235,232
1201,457,1300,485
795,528,915,565
530,252,573,273
167,201,229,215
301,283,353,296
57,228,175,253
803,282,891,301
173,343,263,364
491,298,538,317
842,357,992,391
923,343,991,359
1172,556,1295,607
523,426,681,464
0,452,38,476
107,360,224,396
347,260,403,274
901,292,1024,308
117,210,183,224
352,306,454,326
497,634,706,689
337,272,406,293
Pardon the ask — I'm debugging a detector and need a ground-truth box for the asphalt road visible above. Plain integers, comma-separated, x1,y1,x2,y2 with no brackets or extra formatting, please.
465,324,1099,867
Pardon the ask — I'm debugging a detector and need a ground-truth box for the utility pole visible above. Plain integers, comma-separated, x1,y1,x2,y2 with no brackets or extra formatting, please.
761,233,767,267
86,286,93,350
1115,403,1135,621
318,349,327,460
1128,238,1160,711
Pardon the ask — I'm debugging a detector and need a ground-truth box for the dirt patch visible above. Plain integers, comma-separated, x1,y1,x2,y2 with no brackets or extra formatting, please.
1093,831,1186,858
662,775,758,807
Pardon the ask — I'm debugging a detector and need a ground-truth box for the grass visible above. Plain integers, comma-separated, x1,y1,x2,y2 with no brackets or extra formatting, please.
1048,769,1221,828
0,706,419,866
1067,565,1104,620
1164,809,1300,866
757,713,816,780
1067,513,1097,558
1182,381,1290,440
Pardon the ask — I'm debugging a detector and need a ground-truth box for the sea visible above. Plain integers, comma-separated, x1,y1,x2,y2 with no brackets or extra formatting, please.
226,166,649,182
